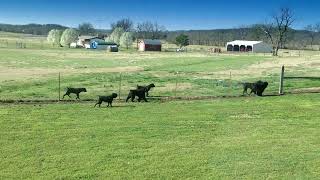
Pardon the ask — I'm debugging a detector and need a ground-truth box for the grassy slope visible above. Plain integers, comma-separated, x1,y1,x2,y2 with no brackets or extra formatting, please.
1,94,320,179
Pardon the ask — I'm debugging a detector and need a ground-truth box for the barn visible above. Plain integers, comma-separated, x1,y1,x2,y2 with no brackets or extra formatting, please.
138,39,162,51
226,40,273,53
77,36,105,48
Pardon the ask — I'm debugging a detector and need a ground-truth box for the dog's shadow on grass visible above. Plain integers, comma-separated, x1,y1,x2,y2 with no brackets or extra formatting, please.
94,105,136,108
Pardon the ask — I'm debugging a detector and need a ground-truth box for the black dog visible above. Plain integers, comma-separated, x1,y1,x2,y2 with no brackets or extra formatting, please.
126,88,147,102
241,82,256,95
137,83,155,97
62,87,87,99
253,81,268,96
94,93,118,107
242,81,268,96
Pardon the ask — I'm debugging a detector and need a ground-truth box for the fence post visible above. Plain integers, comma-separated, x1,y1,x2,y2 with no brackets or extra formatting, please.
279,65,285,95
229,71,232,96
118,72,122,100
175,72,179,97
58,72,61,101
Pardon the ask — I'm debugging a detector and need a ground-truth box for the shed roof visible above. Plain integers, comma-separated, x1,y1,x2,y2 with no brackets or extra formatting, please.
227,40,263,46
140,39,161,45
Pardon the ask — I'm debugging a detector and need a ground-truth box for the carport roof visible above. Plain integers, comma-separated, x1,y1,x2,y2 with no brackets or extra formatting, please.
227,40,262,46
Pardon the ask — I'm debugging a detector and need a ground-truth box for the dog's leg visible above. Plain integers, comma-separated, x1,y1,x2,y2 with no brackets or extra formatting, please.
243,87,247,95
126,95,131,102
62,93,69,99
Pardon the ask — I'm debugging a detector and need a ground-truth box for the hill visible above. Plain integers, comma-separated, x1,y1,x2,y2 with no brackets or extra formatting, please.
0,23,68,35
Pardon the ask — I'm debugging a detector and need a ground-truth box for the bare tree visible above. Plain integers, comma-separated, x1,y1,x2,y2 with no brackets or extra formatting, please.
111,18,134,32
78,22,95,35
136,21,166,40
305,24,317,48
237,25,249,40
261,7,295,56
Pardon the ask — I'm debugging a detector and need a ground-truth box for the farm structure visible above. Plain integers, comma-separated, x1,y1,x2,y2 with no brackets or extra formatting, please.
91,41,118,51
226,40,273,53
77,36,105,49
138,39,162,51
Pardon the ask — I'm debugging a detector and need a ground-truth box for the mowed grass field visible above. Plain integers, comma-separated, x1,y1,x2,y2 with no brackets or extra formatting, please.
0,32,320,179
1,94,320,179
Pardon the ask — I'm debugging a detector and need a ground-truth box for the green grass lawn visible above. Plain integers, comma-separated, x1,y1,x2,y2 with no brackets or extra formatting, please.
1,94,320,179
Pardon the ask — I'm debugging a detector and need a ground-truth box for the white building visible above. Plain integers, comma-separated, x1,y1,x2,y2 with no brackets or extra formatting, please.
226,40,273,53
76,36,105,48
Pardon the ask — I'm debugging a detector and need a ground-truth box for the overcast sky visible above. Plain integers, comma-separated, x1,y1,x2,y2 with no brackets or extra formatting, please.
0,0,319,30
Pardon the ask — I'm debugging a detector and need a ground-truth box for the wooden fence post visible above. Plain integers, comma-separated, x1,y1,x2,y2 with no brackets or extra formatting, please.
279,65,284,95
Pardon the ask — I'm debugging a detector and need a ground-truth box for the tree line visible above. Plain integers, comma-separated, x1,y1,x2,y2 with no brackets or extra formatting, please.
3,7,320,54
0,23,67,35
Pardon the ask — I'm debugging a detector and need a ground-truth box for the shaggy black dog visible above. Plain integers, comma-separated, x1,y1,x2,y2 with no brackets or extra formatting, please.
253,81,268,96
241,82,256,95
62,87,87,99
242,81,268,96
94,93,118,107
136,83,155,97
126,88,147,102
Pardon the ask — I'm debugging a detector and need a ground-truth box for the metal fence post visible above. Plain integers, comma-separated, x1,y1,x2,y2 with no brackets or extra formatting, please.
175,72,179,97
229,71,232,96
279,65,285,95
58,72,61,101
118,72,122,100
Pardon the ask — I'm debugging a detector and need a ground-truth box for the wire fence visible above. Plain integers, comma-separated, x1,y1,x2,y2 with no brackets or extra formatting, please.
0,66,318,103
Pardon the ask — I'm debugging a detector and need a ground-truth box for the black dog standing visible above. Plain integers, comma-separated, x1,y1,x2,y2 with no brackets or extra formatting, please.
126,88,148,102
63,88,87,99
241,82,256,95
253,81,268,96
241,81,268,96
136,83,155,97
94,93,118,107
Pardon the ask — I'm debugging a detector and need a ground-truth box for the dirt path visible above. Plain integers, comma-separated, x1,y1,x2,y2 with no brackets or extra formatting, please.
0,66,143,81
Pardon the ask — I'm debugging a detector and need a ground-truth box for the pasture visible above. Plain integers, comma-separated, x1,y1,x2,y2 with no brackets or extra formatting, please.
0,45,319,100
0,32,320,179
1,94,320,179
